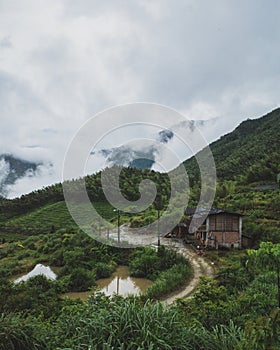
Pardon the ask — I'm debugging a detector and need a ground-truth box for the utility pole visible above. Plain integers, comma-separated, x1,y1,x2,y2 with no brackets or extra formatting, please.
114,209,121,244
98,217,101,235
157,208,160,247
155,192,162,248
117,209,120,244
107,227,109,240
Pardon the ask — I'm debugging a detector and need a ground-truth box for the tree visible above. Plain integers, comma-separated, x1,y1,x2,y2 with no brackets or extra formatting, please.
248,242,280,307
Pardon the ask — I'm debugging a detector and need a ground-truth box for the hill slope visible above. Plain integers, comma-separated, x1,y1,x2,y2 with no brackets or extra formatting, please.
184,108,280,182
0,108,279,244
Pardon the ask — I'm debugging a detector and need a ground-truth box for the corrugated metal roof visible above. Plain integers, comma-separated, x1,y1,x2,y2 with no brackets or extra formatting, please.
185,206,242,217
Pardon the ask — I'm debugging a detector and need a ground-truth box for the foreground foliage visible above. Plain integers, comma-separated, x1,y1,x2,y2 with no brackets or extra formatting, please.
0,295,279,350
1,243,280,349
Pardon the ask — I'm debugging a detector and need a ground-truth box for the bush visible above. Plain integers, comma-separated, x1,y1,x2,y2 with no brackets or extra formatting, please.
129,247,160,278
66,267,96,292
94,262,115,279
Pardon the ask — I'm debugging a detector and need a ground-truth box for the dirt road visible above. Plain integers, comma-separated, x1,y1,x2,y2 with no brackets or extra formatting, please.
160,238,214,304
101,225,214,304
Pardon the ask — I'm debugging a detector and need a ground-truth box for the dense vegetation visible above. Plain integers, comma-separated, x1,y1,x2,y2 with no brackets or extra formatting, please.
0,108,280,348
184,107,280,183
182,108,280,246
0,167,170,220
1,261,280,349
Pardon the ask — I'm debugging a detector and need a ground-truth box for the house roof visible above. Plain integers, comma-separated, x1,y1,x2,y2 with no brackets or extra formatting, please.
185,206,243,218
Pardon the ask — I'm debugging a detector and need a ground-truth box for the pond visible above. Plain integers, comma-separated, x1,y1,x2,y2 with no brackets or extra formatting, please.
14,264,57,283
64,266,153,300
13,264,153,300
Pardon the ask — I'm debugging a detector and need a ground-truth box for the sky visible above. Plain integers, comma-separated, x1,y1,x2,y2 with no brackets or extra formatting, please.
0,0,280,197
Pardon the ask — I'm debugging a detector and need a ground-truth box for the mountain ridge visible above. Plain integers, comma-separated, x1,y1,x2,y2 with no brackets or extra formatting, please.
1,107,279,216
184,107,280,182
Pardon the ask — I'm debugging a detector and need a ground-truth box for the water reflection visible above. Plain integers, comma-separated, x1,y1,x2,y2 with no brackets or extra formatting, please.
97,266,152,296
64,266,152,300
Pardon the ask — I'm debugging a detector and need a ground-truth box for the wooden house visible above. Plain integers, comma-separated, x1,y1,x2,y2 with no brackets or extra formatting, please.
185,207,243,249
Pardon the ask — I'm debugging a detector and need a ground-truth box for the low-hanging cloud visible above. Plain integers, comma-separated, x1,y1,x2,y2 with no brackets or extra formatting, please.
89,144,158,170
0,0,279,197
158,130,174,144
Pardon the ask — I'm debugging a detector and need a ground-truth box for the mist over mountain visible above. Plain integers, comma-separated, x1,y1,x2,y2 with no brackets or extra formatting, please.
0,155,40,197
2,109,279,199
90,119,218,173
129,158,155,170
96,144,158,169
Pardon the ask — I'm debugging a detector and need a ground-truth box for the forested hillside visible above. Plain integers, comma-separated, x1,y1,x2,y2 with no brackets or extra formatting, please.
184,108,280,183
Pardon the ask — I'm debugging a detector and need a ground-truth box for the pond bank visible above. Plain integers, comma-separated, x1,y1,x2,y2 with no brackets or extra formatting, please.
63,265,153,300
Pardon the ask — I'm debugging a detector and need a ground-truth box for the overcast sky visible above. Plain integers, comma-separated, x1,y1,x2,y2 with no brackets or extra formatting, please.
1,0,280,196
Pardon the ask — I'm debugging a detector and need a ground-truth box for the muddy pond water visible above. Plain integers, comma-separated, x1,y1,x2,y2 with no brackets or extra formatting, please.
63,266,153,300
13,265,152,300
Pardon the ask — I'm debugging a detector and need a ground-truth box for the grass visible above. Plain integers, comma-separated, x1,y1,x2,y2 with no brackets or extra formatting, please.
0,201,119,235
142,262,192,300
0,200,157,237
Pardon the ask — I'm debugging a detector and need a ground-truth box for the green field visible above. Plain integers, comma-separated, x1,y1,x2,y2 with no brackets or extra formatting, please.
0,201,119,235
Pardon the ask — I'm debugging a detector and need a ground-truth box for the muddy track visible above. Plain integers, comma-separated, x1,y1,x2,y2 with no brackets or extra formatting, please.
161,238,214,304
101,225,214,304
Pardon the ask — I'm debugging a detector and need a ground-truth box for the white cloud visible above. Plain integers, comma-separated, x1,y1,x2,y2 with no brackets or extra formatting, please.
0,0,279,196
0,158,10,188
6,163,55,198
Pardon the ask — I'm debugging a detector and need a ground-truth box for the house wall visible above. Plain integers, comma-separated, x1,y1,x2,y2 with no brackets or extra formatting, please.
209,213,239,232
209,231,241,248
207,213,242,248
186,211,243,249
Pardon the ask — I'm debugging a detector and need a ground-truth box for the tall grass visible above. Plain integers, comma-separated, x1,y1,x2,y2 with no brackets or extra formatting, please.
0,313,44,350
142,263,191,300
2,299,279,349
44,296,194,350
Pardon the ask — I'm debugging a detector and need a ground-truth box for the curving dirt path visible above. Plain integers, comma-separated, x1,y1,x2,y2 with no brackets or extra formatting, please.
101,225,214,304
160,238,214,304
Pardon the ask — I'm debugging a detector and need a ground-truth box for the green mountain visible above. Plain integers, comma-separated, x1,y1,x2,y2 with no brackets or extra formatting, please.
0,108,279,244
184,108,280,183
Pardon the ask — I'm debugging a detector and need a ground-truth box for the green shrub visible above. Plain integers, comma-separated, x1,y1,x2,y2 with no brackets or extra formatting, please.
94,262,115,279
129,247,160,278
143,263,191,300
66,267,96,292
